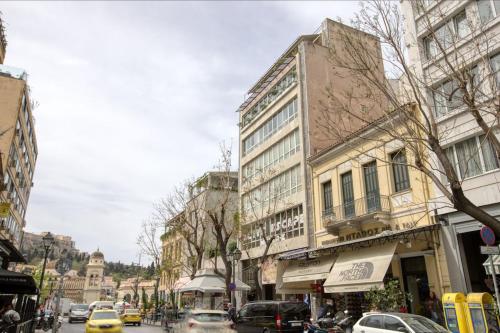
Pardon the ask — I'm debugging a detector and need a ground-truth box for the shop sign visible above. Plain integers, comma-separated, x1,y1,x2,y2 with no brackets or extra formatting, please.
261,257,277,285
0,203,10,218
334,221,420,244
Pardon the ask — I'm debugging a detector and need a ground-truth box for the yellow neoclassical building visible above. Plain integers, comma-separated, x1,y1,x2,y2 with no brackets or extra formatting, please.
277,112,451,318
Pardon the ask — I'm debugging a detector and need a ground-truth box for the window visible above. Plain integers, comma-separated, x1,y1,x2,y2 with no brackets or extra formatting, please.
454,11,470,38
433,80,463,117
362,315,384,329
391,150,411,192
490,53,500,88
477,0,499,24
242,98,298,155
242,205,304,249
445,135,499,180
322,180,333,215
384,316,407,331
241,68,297,128
242,129,301,182
363,161,381,212
424,11,468,60
341,172,355,218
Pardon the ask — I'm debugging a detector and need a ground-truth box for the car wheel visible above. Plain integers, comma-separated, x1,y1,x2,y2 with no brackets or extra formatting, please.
263,329,269,333
138,322,141,326
69,319,72,324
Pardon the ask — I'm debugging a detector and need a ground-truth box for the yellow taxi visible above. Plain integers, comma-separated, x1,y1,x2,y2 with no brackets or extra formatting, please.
120,309,142,326
85,310,123,333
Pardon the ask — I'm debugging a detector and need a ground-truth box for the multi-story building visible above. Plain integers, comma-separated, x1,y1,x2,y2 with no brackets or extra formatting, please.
401,0,500,293
159,171,239,306
237,18,386,299
302,110,450,318
0,15,38,269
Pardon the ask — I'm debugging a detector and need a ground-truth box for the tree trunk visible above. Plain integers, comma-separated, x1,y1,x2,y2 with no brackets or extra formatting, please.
252,264,262,301
453,186,500,235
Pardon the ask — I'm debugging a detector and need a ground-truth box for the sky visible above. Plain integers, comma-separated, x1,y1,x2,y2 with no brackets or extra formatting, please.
1,1,360,264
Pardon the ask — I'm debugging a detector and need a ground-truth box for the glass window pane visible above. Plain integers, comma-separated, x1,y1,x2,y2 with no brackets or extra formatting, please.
454,12,470,38
479,134,500,171
490,53,500,88
477,0,494,23
455,137,483,178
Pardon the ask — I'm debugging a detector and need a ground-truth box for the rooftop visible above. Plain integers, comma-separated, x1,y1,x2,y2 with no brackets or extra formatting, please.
0,64,27,81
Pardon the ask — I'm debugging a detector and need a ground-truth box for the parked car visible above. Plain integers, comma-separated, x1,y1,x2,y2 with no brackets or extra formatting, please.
69,304,90,323
85,310,123,333
183,310,235,333
352,313,449,333
235,301,310,333
120,308,142,326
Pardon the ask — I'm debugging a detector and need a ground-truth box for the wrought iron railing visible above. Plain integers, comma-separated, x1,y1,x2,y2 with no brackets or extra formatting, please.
322,195,390,228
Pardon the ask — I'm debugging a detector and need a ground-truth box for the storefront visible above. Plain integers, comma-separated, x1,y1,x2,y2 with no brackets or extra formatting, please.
440,204,500,294
280,224,446,319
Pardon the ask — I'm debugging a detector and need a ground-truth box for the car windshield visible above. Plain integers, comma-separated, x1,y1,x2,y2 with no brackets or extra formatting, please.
71,305,88,311
192,313,228,322
92,312,119,320
401,316,448,333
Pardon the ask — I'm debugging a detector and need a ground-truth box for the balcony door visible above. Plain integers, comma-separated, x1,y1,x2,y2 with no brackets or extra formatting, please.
363,161,380,212
341,171,355,218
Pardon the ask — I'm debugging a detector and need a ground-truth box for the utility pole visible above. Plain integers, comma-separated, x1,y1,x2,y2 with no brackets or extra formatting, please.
51,276,64,333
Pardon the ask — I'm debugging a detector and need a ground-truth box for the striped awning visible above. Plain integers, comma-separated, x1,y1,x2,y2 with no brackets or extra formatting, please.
483,255,500,275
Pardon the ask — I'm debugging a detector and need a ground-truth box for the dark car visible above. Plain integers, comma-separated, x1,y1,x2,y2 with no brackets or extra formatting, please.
235,301,310,333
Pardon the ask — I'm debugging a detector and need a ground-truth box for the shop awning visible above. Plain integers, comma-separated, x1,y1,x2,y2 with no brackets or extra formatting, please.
277,256,335,294
323,242,397,293
283,256,334,283
483,255,500,275
0,239,27,264
0,269,37,294
179,269,251,293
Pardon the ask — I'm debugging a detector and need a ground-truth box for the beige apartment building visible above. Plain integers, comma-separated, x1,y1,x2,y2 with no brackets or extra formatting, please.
0,15,38,269
401,0,500,294
238,18,386,299
159,171,239,306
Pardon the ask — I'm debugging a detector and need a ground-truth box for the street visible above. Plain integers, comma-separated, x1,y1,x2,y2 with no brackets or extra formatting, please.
56,322,164,333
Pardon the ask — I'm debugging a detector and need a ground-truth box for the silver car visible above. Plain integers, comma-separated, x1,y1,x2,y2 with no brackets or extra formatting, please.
68,304,90,323
352,313,449,333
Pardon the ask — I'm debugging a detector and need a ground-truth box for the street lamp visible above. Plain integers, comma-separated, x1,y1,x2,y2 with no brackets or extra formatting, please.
34,232,54,313
230,248,242,308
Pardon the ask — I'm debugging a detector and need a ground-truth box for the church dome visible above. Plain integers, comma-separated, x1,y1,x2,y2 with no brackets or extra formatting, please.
91,249,104,259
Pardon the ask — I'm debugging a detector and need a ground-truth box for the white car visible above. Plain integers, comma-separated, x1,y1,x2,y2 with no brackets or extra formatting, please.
184,309,235,333
352,313,449,333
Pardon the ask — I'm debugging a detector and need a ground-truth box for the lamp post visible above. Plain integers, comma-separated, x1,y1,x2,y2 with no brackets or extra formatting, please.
231,249,242,309
33,232,54,332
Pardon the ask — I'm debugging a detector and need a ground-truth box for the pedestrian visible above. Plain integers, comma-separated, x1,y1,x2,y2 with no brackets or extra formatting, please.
227,303,236,323
426,292,444,325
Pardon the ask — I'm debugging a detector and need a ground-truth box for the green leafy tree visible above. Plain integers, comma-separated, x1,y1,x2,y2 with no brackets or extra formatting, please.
365,279,412,312
32,270,53,300
141,287,149,310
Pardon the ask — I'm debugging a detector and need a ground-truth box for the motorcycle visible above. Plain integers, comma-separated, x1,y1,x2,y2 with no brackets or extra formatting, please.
306,310,353,333
39,311,62,332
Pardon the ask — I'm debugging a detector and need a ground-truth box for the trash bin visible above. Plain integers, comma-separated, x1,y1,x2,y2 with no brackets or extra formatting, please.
442,293,468,333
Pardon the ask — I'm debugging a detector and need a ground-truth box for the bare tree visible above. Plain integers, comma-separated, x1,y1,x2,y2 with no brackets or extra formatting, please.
136,220,161,310
316,0,500,233
239,160,293,300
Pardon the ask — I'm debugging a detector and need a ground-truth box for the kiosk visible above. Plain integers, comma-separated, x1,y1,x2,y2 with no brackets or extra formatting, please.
466,293,499,333
443,293,469,333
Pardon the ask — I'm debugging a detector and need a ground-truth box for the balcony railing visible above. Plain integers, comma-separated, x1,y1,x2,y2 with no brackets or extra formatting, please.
322,195,391,232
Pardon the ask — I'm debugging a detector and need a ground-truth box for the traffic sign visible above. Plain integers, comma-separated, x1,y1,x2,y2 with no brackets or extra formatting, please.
229,283,236,291
481,246,500,255
481,226,496,246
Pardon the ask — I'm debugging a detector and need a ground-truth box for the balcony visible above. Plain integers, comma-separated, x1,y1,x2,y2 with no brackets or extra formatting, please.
322,195,391,235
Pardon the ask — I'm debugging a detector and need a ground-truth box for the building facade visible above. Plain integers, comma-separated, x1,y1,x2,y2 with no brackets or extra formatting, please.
0,14,38,268
295,112,450,318
237,18,386,299
401,0,500,293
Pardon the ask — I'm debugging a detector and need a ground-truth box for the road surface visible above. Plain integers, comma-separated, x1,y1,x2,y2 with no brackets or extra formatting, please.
57,321,164,333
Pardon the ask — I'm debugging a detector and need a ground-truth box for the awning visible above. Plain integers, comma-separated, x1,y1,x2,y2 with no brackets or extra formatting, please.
0,239,27,264
277,256,335,294
323,242,397,293
283,256,334,283
483,255,500,275
179,269,251,293
0,269,37,294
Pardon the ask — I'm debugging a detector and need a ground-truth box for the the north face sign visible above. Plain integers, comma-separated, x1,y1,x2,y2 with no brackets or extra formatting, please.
338,262,374,281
